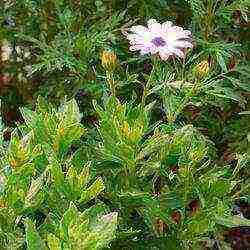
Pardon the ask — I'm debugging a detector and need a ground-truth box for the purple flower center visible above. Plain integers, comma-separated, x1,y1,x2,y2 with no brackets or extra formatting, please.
151,37,166,47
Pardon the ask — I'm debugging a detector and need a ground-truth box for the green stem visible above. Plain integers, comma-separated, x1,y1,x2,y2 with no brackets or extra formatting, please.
181,57,186,82
107,72,116,96
192,78,202,94
141,58,157,107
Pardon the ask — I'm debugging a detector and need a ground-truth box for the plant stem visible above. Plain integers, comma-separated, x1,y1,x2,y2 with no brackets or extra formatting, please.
107,72,116,96
141,58,157,107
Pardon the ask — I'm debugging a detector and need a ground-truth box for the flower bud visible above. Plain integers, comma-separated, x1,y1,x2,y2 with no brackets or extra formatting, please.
59,127,65,136
195,60,209,79
101,50,117,72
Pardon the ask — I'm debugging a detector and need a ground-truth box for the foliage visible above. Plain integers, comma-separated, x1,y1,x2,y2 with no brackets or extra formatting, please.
94,94,248,247
0,0,249,249
0,99,117,249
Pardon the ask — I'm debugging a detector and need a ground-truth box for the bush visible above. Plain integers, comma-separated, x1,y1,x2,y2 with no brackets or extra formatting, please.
0,0,249,249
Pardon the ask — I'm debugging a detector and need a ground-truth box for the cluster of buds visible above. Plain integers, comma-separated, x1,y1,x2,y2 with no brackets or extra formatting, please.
101,50,117,72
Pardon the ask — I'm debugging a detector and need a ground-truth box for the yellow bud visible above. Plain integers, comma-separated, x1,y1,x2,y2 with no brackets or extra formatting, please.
59,127,65,135
10,159,17,168
0,199,6,208
121,121,130,137
101,51,117,71
196,60,209,78
53,142,59,152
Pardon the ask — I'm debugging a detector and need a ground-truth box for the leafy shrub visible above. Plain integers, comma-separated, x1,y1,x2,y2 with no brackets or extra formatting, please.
0,0,249,249
0,99,117,249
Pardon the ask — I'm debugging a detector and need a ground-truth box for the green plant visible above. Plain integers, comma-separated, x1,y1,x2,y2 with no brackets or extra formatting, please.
0,98,117,249
1,0,249,249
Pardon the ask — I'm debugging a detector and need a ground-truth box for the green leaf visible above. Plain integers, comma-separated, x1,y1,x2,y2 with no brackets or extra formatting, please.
20,107,35,125
25,174,44,208
77,163,91,188
60,202,78,241
239,111,250,115
80,177,105,203
47,234,60,250
215,215,250,228
25,219,45,250
61,99,82,126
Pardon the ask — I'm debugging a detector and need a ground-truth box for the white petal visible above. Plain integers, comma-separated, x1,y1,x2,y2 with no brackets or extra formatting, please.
147,19,162,33
127,31,154,45
140,46,152,55
159,51,171,60
175,26,184,32
147,19,158,26
162,21,173,31
150,45,160,55
183,30,191,36
173,49,184,58
140,31,154,44
127,34,139,42
130,25,149,34
165,31,179,43
174,41,193,48
129,45,141,51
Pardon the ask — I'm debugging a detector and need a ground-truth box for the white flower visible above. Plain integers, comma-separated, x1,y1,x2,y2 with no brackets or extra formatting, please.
126,19,193,60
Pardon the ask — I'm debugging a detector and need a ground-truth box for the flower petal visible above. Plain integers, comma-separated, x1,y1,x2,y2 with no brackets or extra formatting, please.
147,19,158,26
130,25,149,34
175,40,193,48
129,45,141,51
147,19,162,34
172,48,184,58
162,21,173,31
159,51,171,60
